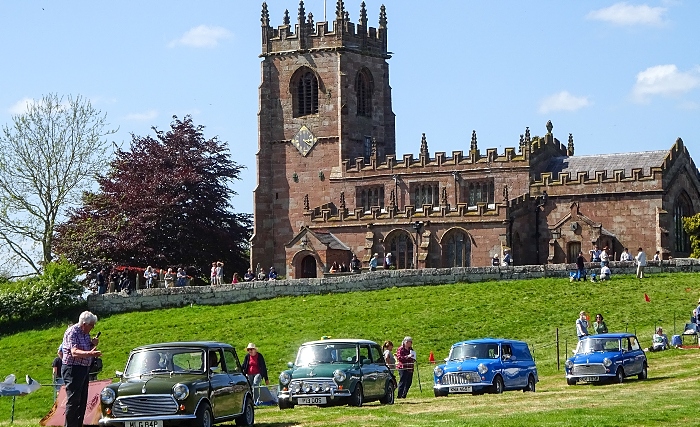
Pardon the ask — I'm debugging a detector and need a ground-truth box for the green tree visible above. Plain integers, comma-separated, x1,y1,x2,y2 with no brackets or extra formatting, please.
0,94,117,275
683,213,700,258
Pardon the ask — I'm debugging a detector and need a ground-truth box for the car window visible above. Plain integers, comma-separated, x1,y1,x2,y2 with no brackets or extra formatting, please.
370,345,383,364
359,345,371,364
172,351,204,372
209,349,223,372
502,344,513,360
629,337,641,351
125,349,204,375
512,343,533,361
295,343,357,365
223,349,241,373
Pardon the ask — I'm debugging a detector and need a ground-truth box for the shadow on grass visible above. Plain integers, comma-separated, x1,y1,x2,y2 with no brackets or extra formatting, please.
250,423,299,427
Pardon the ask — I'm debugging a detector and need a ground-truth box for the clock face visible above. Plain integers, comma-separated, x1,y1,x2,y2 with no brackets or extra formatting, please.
291,125,317,156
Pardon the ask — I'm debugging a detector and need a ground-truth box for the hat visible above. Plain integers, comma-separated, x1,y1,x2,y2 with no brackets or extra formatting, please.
246,343,257,350
373,253,379,257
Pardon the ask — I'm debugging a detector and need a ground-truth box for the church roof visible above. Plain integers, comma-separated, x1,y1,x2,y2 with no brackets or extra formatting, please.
544,150,668,178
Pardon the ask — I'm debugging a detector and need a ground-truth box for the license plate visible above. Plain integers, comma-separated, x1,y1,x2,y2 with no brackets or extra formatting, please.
448,386,473,393
297,397,327,405
126,421,162,427
581,376,599,382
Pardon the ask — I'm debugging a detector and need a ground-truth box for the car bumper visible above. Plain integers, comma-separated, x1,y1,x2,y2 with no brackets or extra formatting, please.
99,414,197,425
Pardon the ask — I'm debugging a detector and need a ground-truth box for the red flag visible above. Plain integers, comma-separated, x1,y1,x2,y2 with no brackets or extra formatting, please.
644,293,650,302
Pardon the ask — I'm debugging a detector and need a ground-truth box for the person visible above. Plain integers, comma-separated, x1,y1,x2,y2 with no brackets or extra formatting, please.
340,262,348,272
592,314,608,334
492,254,499,266
350,254,361,272
385,252,393,269
600,264,611,281
636,247,647,279
61,311,101,427
575,251,586,282
143,352,162,372
268,266,278,280
620,248,632,262
176,267,187,287
120,274,132,295
383,340,396,371
210,262,217,286
695,298,700,327
369,253,379,271
242,343,269,402
653,250,661,261
164,268,175,288
502,249,512,266
257,267,267,281
144,266,156,289
575,311,589,339
244,268,255,281
329,261,339,273
52,345,63,383
589,244,601,263
396,336,415,399
96,269,106,294
651,327,669,351
600,246,609,267
232,272,240,284
216,261,224,285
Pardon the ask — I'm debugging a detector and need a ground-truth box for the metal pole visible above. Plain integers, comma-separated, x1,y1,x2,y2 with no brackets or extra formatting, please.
11,396,15,424
556,328,560,371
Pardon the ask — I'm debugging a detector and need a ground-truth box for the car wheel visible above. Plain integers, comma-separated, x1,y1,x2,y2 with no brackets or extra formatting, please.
195,402,213,427
523,375,536,392
615,367,624,384
349,384,363,407
638,364,648,380
434,389,448,397
235,395,255,426
566,378,577,386
380,381,395,404
278,398,294,410
491,375,504,394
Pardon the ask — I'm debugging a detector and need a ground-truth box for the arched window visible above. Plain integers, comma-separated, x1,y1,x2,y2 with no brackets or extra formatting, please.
387,232,414,269
674,193,693,253
296,70,318,117
356,69,373,117
444,231,471,267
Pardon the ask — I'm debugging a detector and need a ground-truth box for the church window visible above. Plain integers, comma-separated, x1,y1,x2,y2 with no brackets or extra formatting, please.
674,193,692,253
444,230,471,267
465,180,494,207
295,70,319,117
412,182,439,208
387,232,414,269
357,186,385,212
356,69,373,117
364,136,372,158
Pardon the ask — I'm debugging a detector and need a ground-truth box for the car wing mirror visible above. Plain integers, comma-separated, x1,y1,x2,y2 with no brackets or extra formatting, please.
115,371,123,380
287,362,294,369
444,358,449,362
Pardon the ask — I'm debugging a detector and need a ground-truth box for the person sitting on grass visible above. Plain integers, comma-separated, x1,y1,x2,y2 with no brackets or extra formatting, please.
651,327,669,351
600,265,611,281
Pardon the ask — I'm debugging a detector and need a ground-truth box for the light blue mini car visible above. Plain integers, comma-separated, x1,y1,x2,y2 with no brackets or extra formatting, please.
433,338,538,397
565,333,648,385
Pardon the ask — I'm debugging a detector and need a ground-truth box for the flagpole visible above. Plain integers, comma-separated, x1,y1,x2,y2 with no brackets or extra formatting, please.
324,0,327,22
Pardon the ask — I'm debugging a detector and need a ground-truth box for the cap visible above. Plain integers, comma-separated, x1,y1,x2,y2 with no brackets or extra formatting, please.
246,343,257,350
373,253,378,257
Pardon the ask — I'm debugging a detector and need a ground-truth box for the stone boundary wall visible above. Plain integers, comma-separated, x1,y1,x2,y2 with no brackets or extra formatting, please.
87,259,700,315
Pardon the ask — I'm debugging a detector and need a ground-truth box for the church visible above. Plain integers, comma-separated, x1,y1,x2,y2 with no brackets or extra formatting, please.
251,1,700,278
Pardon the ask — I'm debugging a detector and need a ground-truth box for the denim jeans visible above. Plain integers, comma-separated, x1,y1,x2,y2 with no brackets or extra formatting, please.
397,369,413,398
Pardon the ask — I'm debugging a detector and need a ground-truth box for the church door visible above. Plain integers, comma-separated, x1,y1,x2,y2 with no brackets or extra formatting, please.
301,255,317,278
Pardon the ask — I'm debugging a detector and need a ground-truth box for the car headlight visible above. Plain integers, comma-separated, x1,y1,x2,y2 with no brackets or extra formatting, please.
433,366,444,377
279,372,291,386
172,383,189,400
603,358,612,367
565,360,573,369
100,388,116,405
333,370,347,383
303,383,312,393
477,363,488,375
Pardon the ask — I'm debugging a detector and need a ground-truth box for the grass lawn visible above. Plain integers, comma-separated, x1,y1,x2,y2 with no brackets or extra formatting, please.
1,273,699,426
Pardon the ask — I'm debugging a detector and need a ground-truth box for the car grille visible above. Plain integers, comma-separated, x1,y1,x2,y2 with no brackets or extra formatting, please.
289,378,339,394
441,372,481,385
572,364,606,375
112,395,179,417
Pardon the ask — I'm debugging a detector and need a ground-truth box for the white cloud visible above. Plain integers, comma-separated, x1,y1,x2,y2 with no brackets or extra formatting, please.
538,91,592,114
8,97,36,114
632,64,700,103
124,110,158,121
586,2,667,26
168,25,233,48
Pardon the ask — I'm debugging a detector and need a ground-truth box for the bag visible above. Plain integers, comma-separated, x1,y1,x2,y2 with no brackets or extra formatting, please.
90,357,103,374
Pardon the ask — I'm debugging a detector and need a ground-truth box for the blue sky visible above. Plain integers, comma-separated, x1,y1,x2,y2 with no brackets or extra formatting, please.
1,1,698,215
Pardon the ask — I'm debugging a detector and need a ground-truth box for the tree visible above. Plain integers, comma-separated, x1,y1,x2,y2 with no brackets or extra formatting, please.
54,115,252,278
683,213,700,258
0,94,116,275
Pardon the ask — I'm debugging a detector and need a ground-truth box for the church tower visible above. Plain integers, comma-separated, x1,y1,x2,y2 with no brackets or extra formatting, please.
252,1,396,275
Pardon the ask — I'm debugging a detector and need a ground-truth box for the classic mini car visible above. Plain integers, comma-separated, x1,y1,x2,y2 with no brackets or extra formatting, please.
433,338,538,396
565,333,648,385
277,339,396,408
99,341,254,427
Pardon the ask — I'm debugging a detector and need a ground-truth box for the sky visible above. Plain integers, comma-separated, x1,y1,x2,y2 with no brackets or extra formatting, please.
1,0,699,216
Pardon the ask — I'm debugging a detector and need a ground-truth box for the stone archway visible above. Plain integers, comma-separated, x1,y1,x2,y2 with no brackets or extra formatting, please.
300,255,317,278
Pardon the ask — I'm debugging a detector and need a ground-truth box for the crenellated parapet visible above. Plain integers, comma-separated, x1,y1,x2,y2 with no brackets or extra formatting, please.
261,1,389,58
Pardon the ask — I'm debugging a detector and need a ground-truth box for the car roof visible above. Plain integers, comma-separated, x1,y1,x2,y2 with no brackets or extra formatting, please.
133,341,235,351
451,338,529,346
301,339,379,346
582,333,636,339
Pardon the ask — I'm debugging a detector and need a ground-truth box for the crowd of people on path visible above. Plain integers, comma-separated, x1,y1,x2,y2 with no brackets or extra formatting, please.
570,245,656,282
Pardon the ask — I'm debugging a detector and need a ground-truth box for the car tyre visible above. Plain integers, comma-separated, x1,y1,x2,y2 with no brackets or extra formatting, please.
434,388,448,397
235,395,255,426
349,384,363,407
278,398,294,410
638,364,648,380
380,381,395,404
566,378,577,386
195,402,213,427
615,367,624,384
523,375,536,392
491,375,504,394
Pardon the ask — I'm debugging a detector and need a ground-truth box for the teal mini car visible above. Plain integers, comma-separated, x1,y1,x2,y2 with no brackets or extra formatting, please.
98,341,254,427
277,339,396,408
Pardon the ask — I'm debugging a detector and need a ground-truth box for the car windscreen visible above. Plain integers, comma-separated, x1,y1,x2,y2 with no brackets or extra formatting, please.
125,348,205,376
449,343,499,360
295,343,358,366
576,338,620,354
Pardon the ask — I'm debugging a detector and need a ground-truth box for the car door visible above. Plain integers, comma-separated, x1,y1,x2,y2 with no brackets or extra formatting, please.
358,344,378,397
627,336,644,375
500,344,521,388
208,348,238,418
223,348,248,415
620,338,638,376
370,344,391,396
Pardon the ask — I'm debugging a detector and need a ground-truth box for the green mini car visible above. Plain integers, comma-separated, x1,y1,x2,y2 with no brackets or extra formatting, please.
98,341,254,427
277,339,396,408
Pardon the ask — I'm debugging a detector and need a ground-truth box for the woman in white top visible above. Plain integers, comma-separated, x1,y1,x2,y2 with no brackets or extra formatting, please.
383,340,396,371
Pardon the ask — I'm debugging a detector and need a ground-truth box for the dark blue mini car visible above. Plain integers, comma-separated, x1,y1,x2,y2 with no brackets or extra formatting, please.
565,333,648,385
433,338,538,396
